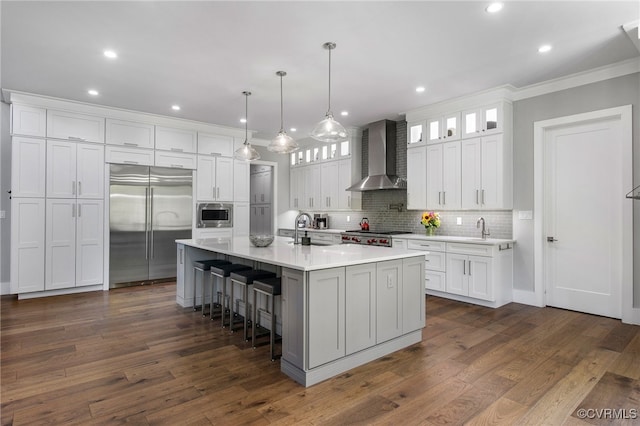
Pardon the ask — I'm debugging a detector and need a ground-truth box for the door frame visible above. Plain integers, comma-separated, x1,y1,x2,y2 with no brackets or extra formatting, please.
533,105,636,323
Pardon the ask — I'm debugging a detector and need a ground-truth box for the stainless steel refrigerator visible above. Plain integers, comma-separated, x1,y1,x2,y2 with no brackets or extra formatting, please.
109,165,192,288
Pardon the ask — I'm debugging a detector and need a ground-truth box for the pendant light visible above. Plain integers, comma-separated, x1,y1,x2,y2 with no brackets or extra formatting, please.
268,71,299,154
310,42,348,143
234,91,260,161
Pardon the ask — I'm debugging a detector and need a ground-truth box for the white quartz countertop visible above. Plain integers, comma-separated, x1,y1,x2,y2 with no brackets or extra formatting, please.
176,236,425,271
279,228,346,234
394,234,516,245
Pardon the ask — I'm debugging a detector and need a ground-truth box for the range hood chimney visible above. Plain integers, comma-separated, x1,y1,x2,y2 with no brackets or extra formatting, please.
347,119,406,191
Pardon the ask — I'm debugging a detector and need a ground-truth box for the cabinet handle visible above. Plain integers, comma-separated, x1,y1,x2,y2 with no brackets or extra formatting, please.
463,260,466,275
170,164,184,168
443,191,446,205
482,189,485,205
72,204,76,218
170,147,184,152
217,187,220,198
72,181,76,196
210,152,221,156
348,195,351,208
67,136,86,141
468,260,471,276
123,142,138,147
124,160,139,165
438,191,442,204
476,189,479,205
78,203,82,217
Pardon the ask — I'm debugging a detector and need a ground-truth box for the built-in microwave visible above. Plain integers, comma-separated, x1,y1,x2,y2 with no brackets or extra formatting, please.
196,203,233,228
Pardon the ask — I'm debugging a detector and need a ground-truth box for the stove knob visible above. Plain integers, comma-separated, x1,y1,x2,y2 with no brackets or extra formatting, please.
354,237,361,243
380,239,388,245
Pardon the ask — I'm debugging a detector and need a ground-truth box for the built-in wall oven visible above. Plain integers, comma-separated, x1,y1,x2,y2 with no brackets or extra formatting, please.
196,203,233,228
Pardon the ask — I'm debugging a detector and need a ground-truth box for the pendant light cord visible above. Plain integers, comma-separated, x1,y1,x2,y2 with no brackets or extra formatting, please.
327,46,332,114
280,73,284,132
244,92,249,145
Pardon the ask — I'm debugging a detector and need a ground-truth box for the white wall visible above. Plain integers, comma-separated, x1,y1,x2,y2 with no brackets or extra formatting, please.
512,73,640,306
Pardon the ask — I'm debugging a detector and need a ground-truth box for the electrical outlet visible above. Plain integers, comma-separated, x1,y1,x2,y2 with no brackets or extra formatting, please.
518,210,533,220
0,211,5,219
456,217,462,225
346,215,350,222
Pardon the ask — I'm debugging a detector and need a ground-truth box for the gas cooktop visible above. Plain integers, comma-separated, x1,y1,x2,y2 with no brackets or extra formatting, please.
344,230,410,235
340,230,410,247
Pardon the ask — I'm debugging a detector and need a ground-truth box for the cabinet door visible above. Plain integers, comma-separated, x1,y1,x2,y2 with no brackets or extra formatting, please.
481,103,502,135
407,122,424,145
441,141,461,209
234,161,250,202
105,119,154,148
442,112,461,142
281,268,304,369
446,254,468,296
104,145,154,166
11,104,46,137
215,157,234,201
307,268,345,369
47,140,77,198
76,200,104,287
425,271,446,292
468,255,493,301
426,144,443,209
47,110,105,143
45,199,76,290
320,162,339,209
196,156,216,201
345,263,377,355
198,133,234,157
376,260,403,343
407,146,427,210
461,138,482,209
462,108,482,139
12,137,46,197
303,165,321,209
337,159,353,209
289,167,302,209
11,198,45,293
403,256,425,333
155,126,197,153
76,143,105,199
427,117,441,144
154,151,196,169
480,134,504,209
233,202,250,237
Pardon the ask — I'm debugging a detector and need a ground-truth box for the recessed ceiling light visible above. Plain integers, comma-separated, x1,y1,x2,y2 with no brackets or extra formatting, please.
240,118,247,123
88,89,99,96
341,111,349,116
485,2,503,13
103,50,117,59
171,105,181,111
416,86,426,93
290,128,297,132
538,44,552,53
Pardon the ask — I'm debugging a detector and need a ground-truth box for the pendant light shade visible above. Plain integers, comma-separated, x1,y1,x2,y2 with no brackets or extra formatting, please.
311,42,348,143
234,91,260,161
268,71,299,154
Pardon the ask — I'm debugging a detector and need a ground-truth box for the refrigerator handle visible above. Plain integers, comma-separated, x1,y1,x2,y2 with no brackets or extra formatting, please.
150,187,155,259
144,187,149,260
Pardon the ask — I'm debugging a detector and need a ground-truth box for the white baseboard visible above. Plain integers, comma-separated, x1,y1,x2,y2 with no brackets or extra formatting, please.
1,281,10,296
512,289,543,307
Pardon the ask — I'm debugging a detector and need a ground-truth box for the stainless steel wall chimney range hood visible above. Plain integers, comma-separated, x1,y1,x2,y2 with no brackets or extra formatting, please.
347,119,406,191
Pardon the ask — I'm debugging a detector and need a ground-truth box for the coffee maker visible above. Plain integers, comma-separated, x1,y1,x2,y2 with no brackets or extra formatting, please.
314,214,329,229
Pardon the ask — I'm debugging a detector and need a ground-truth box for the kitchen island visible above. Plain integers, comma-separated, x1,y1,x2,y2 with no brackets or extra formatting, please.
176,236,425,386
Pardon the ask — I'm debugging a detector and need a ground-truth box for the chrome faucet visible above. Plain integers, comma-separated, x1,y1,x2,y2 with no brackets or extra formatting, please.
294,212,312,244
477,217,490,239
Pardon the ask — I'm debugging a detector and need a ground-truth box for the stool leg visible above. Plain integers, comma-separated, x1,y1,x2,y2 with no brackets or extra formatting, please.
252,288,257,348
210,273,216,320
193,268,198,311
270,293,275,361
201,270,207,317
221,277,228,328
229,280,235,332
243,283,250,341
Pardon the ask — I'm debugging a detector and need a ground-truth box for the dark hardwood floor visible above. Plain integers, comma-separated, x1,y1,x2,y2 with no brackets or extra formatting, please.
2,283,639,425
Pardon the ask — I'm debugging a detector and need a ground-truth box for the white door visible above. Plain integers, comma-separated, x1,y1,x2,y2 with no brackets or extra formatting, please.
406,146,427,210
47,140,77,198
46,199,76,290
76,143,105,199
544,117,624,318
11,198,46,293
441,141,461,209
215,157,234,201
76,200,104,287
196,156,215,201
426,144,443,209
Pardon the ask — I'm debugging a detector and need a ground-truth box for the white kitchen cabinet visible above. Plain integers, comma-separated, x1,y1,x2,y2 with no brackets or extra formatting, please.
320,161,340,209
307,267,346,369
105,119,154,148
104,145,154,166
47,141,104,199
302,164,321,210
155,126,197,153
406,239,446,292
10,198,46,293
196,155,233,201
402,256,426,333
233,202,250,237
250,205,272,235
426,141,461,210
307,231,342,246
154,151,196,169
345,263,377,355
234,160,250,202
407,121,425,145
45,199,104,290
337,159,360,210
198,132,234,157
462,103,503,138
376,259,403,343
192,228,233,239
281,268,304,369
289,167,303,209
406,145,427,210
11,104,46,137
250,166,272,204
12,137,46,198
427,112,461,143
47,110,105,143
461,134,511,209
446,253,492,300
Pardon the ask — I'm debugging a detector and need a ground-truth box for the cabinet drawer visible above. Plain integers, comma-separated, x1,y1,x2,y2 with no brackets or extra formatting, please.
154,151,196,169
106,119,154,148
198,133,234,157
279,229,294,238
11,104,46,137
105,146,153,166
47,110,105,143
155,126,197,153
425,251,445,272
407,239,446,251
447,242,494,257
425,271,445,292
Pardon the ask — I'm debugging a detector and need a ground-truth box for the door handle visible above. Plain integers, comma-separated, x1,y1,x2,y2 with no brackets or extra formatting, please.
150,188,155,259
547,236,558,242
144,187,149,260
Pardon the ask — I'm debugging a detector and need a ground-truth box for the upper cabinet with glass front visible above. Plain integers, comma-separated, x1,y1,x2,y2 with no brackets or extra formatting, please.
462,103,503,138
407,122,425,145
427,112,461,144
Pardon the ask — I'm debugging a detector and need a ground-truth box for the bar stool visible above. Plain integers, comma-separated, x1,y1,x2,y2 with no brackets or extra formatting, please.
210,263,252,328
193,259,231,312
252,276,282,361
229,269,276,341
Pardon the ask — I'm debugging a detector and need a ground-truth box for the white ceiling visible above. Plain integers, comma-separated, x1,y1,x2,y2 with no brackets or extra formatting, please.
2,1,638,141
